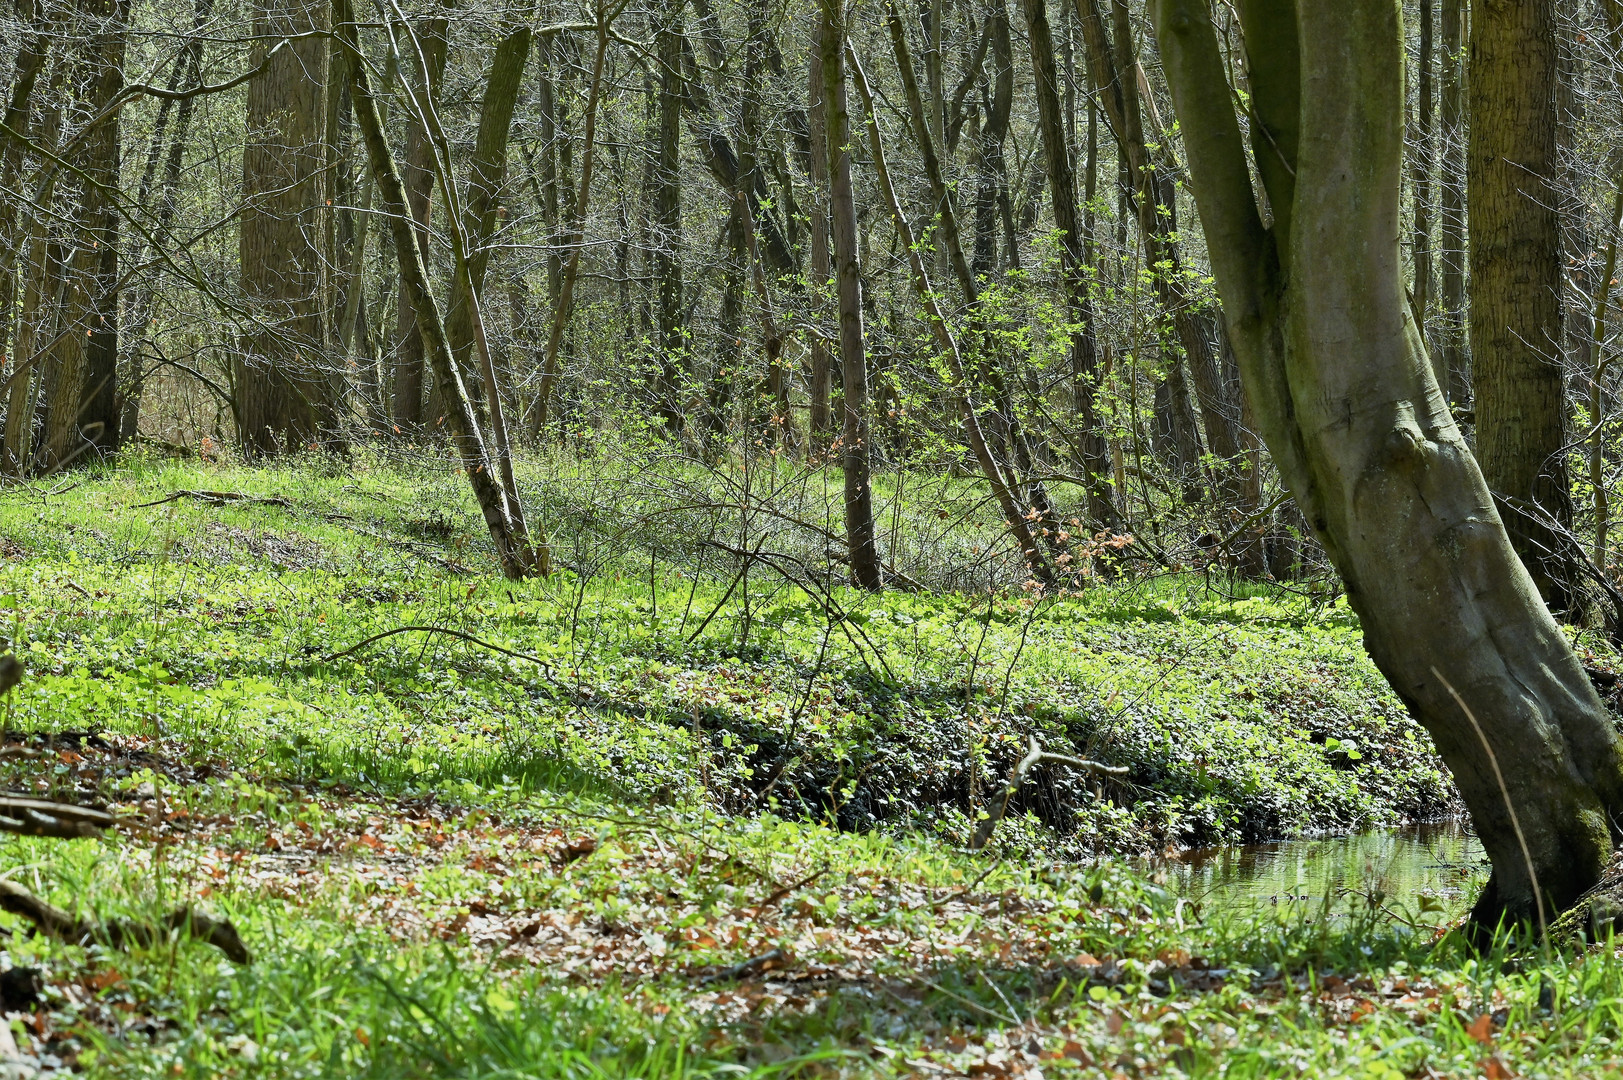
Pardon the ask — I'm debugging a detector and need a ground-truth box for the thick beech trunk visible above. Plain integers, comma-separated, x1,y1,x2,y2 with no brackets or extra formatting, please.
1468,0,1577,616
1153,0,1623,927
237,0,330,455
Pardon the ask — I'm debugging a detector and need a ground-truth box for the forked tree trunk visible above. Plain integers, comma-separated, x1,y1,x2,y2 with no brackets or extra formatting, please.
819,0,881,591
1154,0,1623,927
336,0,538,579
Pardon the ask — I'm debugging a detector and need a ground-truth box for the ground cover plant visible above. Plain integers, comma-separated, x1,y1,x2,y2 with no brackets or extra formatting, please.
0,454,1613,1076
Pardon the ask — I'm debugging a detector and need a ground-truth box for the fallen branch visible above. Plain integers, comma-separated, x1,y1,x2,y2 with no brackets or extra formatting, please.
133,489,293,509
698,948,787,985
325,625,554,670
0,796,115,839
0,881,249,963
754,866,829,915
969,735,1128,851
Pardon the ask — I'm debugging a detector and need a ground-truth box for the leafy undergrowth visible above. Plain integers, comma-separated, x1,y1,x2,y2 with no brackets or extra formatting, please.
0,453,1614,1076
0,452,1453,856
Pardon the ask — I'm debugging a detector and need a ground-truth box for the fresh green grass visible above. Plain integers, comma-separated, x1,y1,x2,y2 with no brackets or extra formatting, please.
0,451,1616,1076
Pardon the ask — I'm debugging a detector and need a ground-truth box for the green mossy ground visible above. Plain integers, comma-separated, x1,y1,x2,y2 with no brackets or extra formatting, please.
0,453,1613,1077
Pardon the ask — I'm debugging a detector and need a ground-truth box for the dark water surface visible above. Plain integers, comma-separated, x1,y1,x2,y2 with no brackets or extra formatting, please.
1138,822,1487,919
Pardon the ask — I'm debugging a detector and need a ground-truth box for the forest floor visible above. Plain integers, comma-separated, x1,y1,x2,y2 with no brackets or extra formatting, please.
0,453,1613,1076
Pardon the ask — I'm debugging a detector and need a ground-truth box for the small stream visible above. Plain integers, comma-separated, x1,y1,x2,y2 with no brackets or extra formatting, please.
1137,822,1488,919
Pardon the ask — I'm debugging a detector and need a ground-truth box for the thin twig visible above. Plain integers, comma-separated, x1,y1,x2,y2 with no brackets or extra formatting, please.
325,625,554,670
970,735,1127,851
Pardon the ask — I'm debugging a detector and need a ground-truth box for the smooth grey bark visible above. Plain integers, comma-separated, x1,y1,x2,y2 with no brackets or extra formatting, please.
1153,0,1623,926
820,0,881,591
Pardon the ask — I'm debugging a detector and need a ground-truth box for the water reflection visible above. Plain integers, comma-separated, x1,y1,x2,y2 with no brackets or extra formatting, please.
1137,822,1487,919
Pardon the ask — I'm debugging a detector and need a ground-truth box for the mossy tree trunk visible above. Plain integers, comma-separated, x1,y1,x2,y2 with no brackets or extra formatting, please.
1153,0,1623,927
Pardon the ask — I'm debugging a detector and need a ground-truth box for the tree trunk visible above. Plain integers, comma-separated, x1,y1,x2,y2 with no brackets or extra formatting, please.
742,0,793,450
120,0,210,446
1154,0,1623,928
531,19,612,440
0,0,50,468
849,47,1053,585
1411,0,1437,383
3,67,64,475
652,2,686,433
1439,0,1468,404
1075,0,1225,495
1016,0,1116,530
806,42,833,443
1468,0,1576,616
389,13,448,429
443,24,531,404
42,0,125,470
237,0,330,456
820,0,881,591
335,0,537,579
